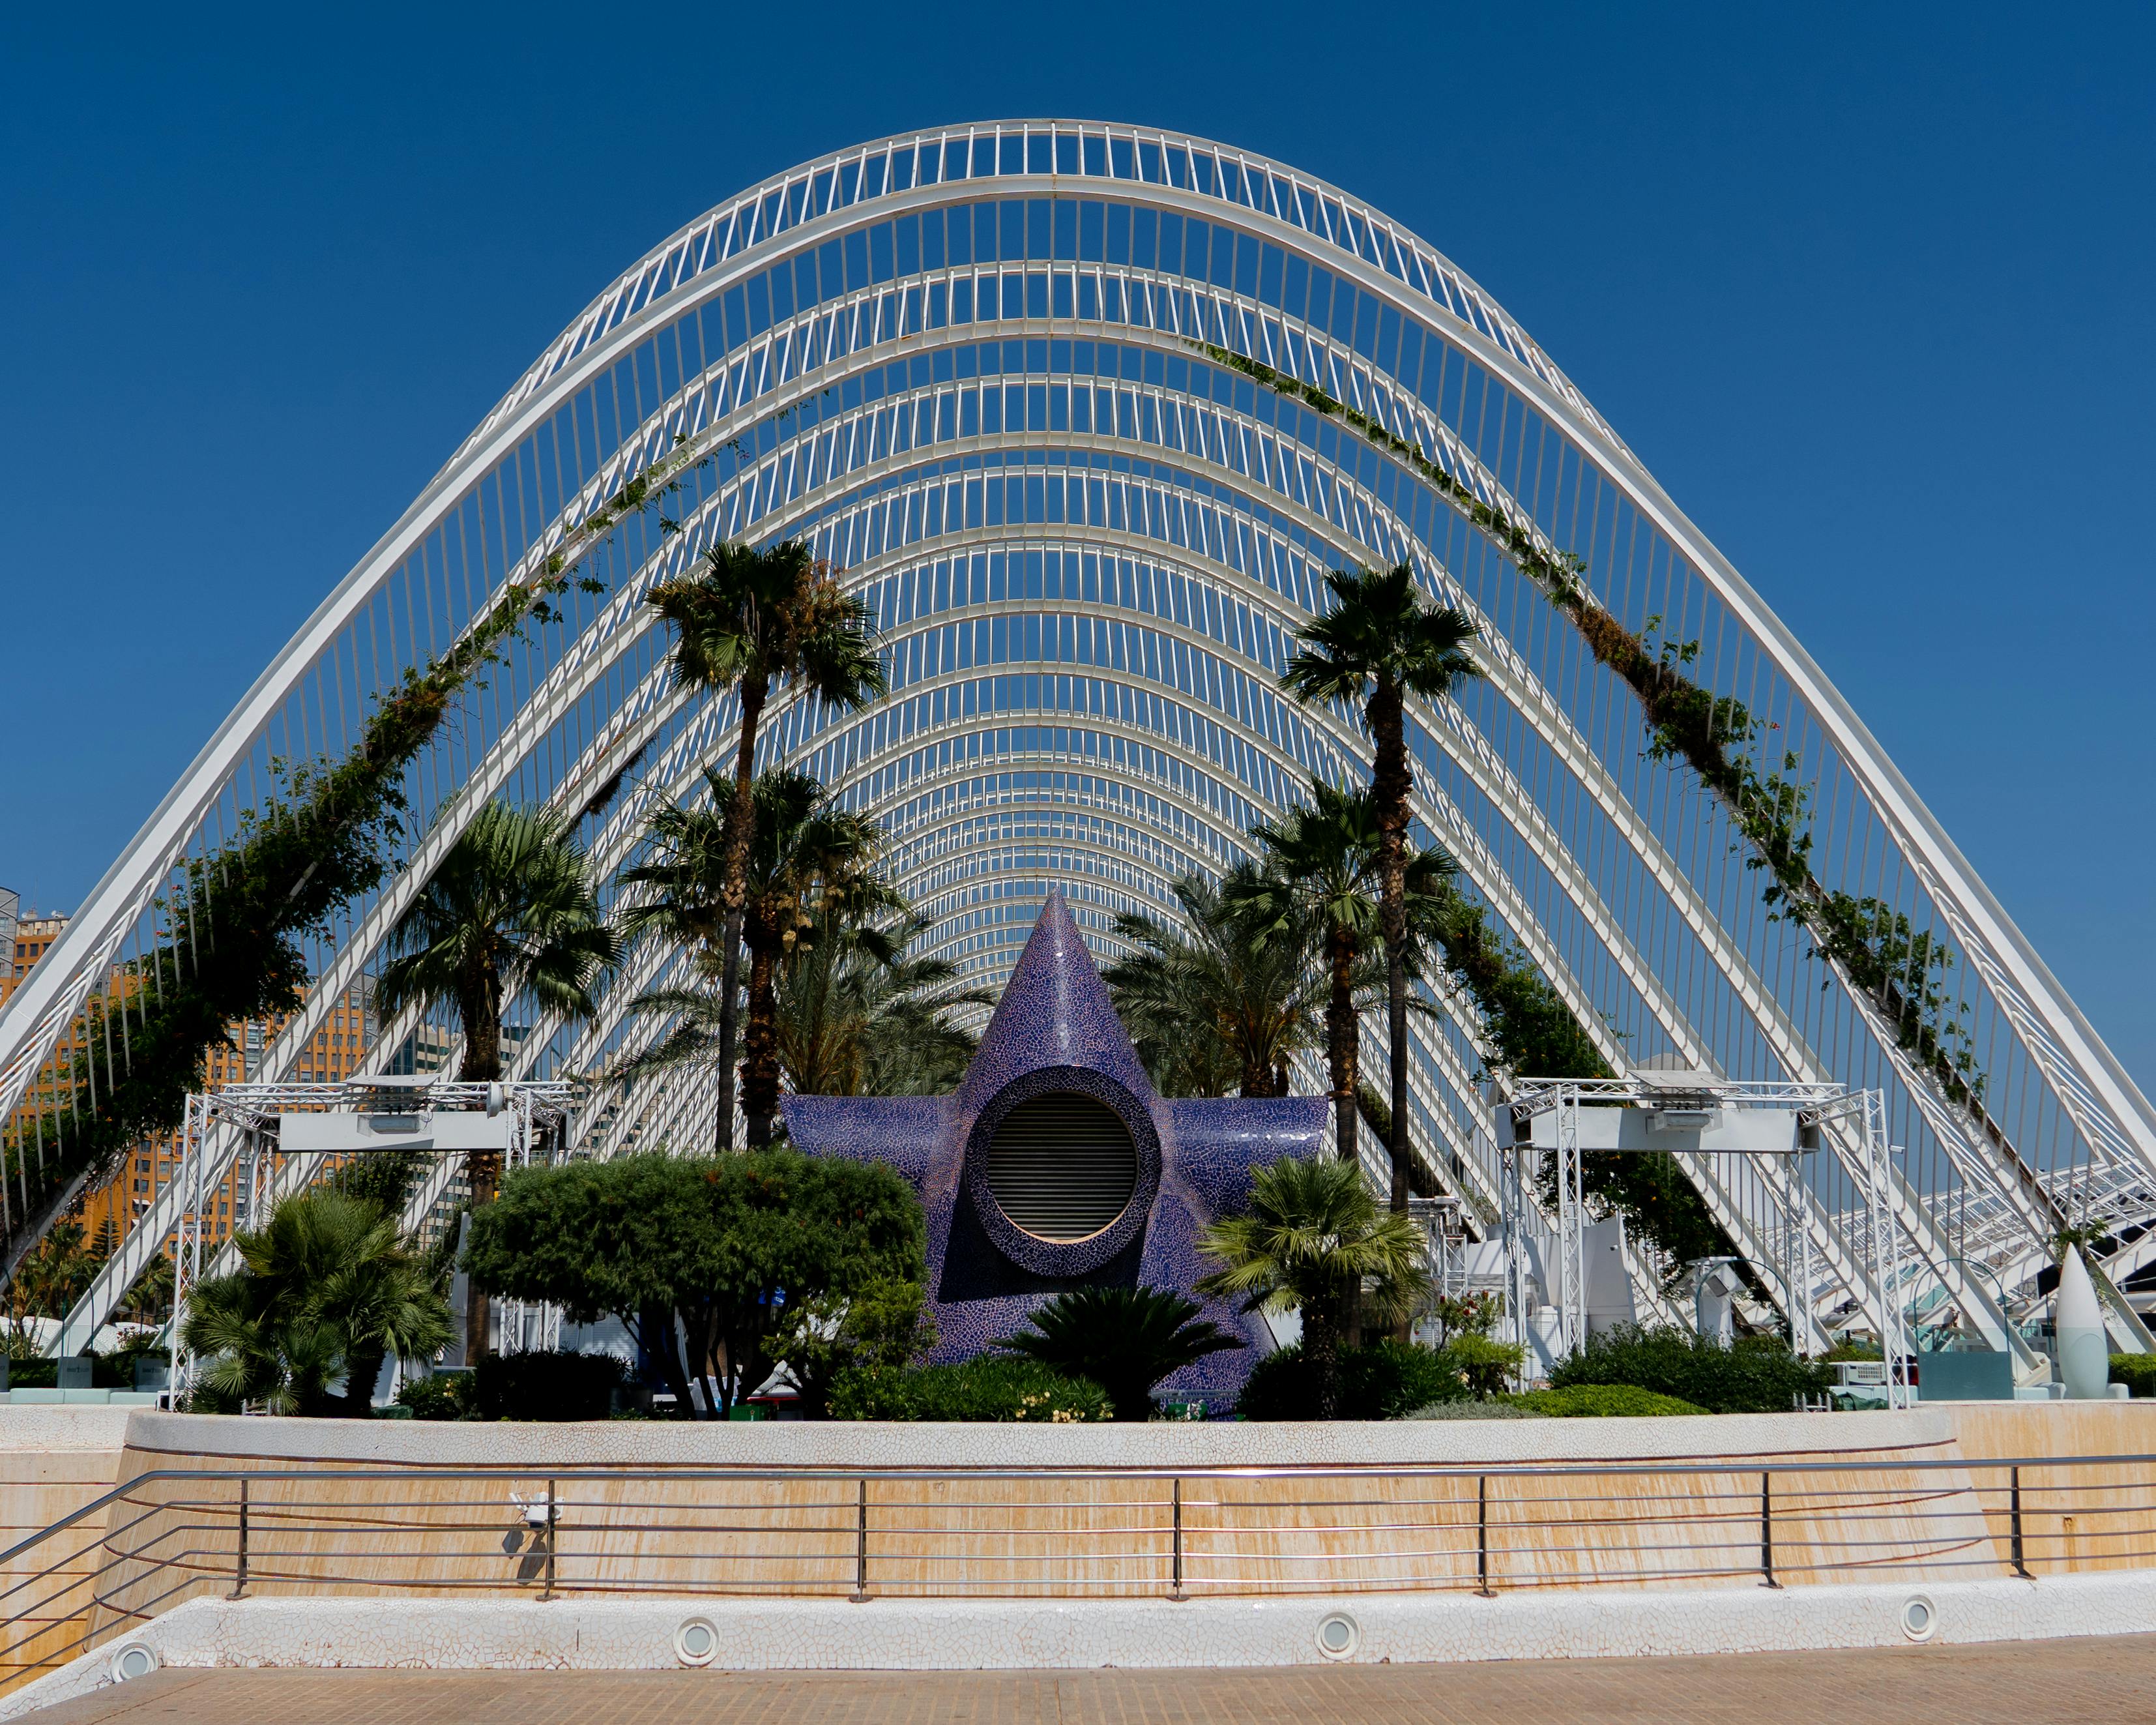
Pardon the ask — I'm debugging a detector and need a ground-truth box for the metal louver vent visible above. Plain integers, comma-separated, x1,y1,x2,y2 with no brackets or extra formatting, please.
985,1092,1138,1241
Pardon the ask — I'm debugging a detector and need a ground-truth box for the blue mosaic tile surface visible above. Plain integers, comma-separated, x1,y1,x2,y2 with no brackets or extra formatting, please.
781,891,1326,1405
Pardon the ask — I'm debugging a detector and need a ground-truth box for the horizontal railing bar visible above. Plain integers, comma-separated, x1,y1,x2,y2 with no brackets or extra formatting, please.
25,1450,2156,1499
1,1446,2146,1690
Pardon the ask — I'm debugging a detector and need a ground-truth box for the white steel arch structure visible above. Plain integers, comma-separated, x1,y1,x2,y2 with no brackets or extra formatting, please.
9,121,2155,1356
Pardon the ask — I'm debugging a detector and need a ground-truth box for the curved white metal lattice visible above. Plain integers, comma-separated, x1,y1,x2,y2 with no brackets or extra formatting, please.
7,120,2152,1355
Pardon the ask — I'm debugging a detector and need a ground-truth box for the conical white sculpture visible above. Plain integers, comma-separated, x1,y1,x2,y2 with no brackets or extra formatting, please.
2055,1246,2110,1400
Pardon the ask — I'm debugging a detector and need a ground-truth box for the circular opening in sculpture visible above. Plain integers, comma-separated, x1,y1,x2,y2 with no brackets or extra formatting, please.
985,1091,1138,1241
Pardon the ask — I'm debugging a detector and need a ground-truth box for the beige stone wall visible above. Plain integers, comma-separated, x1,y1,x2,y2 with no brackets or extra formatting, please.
8,1396,2156,1697
81,1409,1990,1607
1929,1401,2156,1576
0,1409,134,1690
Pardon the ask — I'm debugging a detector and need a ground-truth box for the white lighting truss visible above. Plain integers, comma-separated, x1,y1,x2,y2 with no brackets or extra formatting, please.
1503,1078,1914,1407
164,1079,582,1403
1,121,2148,1378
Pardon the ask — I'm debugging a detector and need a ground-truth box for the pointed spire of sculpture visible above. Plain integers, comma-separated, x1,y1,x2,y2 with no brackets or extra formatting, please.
953,889,1154,1112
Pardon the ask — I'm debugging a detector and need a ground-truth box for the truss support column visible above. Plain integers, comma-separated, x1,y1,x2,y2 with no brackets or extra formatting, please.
1781,1148,1823,1355
1859,1092,1914,1411
1555,1085,1586,1360
1500,1145,1533,1390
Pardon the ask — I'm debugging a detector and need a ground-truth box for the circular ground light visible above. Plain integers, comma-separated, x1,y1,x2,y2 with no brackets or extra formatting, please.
675,1616,720,1666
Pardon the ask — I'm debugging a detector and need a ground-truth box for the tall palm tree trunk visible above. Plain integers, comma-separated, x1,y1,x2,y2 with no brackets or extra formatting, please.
1305,1291,1342,1419
1326,930,1358,1166
456,967,503,1366
339,1348,386,1417
740,936,782,1147
715,677,769,1152
1367,678,1414,1215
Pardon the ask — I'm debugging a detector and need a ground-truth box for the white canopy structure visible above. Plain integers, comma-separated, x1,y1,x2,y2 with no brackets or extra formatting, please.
5,121,2151,1364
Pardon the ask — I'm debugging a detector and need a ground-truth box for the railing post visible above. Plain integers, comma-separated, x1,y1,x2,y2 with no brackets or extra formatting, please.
542,1477,557,1601
1760,1471,1781,1589
1169,1477,1187,1601
229,1478,248,1600
2009,1465,2033,1578
1475,1474,1494,1597
850,1477,870,1602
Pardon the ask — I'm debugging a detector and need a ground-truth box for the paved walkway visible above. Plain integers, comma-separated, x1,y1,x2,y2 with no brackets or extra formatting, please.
26,1636,2156,1725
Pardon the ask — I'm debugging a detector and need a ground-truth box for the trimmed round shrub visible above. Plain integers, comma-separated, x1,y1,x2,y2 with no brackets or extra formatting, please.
1548,1325,1830,1413
1236,1339,1470,1420
1504,1384,1707,1417
830,1355,1110,1422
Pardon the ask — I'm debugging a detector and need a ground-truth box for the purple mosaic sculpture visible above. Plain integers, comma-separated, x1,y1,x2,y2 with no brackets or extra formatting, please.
781,890,1325,1405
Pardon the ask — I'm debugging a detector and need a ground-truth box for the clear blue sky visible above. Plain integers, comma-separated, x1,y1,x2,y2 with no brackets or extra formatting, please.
5,4,2151,1084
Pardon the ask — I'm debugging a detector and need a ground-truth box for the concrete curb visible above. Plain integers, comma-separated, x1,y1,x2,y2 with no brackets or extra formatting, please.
10,1571,2156,1718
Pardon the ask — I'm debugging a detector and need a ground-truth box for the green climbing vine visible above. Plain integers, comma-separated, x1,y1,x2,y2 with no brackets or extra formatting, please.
1419,877,1738,1273
1194,340,1990,1124
2,436,704,1261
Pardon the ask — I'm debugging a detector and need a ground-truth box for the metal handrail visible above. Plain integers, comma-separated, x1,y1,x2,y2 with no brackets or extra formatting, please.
5,1449,2152,1698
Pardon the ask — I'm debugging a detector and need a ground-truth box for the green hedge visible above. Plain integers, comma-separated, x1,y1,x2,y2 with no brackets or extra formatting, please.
395,1373,471,1421
1505,1384,1708,1417
1237,1340,1470,1420
395,1352,628,1422
2,1344,156,1391
1548,1325,1830,1414
830,1356,1110,1422
2112,1354,2156,1398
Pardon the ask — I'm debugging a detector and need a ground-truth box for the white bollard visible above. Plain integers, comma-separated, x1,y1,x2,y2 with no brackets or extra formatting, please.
2054,1246,2110,1400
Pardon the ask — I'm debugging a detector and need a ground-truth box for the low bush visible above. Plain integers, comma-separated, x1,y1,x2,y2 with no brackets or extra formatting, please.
1504,1384,1707,1417
1238,1339,1474,1420
830,1355,1110,1422
1549,1325,1830,1413
1405,1399,1534,1421
394,1372,472,1421
997,1284,1240,1421
471,1350,629,1422
1446,1333,1526,1398
2112,1353,2156,1398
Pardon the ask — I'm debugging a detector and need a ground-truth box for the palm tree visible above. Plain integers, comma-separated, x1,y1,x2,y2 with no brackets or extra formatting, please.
1103,866,1318,1098
1236,777,1459,1170
114,1253,176,1327
181,1187,452,1417
774,907,990,1097
1197,1155,1427,1418
7,1216,109,1323
620,905,988,1114
1281,563,1479,1210
735,771,889,1145
617,770,734,1148
999,1284,1242,1421
647,542,885,1147
376,799,618,1360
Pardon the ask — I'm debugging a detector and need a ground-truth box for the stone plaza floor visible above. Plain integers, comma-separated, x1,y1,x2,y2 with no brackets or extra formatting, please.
25,1634,2156,1725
